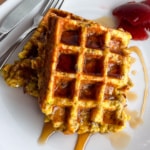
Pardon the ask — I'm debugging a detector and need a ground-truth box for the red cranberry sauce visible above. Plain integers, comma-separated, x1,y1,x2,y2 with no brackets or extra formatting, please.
112,0,150,40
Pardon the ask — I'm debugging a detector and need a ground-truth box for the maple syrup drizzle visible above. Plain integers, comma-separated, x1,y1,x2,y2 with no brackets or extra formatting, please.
74,133,91,150
125,110,143,129
127,91,138,102
38,122,91,150
38,122,55,144
129,46,149,117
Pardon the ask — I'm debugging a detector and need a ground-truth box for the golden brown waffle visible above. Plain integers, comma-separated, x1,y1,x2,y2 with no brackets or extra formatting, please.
38,9,133,134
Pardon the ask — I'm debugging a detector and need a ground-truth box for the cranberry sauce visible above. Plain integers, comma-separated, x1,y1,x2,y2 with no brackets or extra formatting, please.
112,0,150,40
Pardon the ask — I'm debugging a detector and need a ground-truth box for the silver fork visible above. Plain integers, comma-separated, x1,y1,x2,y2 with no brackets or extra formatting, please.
0,0,64,70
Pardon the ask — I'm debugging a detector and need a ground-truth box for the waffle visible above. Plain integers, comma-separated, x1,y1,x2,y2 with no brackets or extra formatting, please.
38,9,133,134
1,9,133,134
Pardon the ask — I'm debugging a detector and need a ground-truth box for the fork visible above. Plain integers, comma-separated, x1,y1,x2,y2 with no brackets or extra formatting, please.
0,0,64,70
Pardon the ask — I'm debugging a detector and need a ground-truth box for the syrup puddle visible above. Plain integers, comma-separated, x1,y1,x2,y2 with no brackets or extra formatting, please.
127,91,138,102
131,70,137,76
107,132,131,150
94,16,117,28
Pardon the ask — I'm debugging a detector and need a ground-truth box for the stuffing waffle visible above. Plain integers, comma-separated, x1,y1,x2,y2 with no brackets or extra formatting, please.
37,10,133,134
1,9,133,134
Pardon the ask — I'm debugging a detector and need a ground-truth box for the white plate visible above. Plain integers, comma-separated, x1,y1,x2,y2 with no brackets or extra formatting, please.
0,0,150,150
0,0,23,22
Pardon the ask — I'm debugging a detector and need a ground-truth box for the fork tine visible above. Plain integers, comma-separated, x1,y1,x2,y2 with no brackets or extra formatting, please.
41,0,55,16
52,0,64,9
57,0,64,9
39,0,64,16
